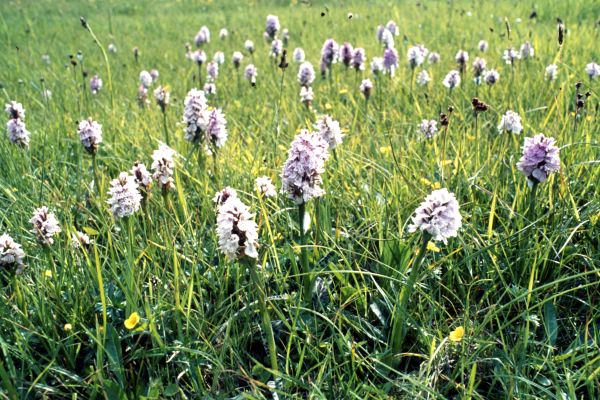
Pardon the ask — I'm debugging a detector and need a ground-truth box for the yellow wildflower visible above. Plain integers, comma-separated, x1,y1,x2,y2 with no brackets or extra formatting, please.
427,241,440,252
449,326,465,343
124,312,141,330
44,270,53,278
64,323,73,332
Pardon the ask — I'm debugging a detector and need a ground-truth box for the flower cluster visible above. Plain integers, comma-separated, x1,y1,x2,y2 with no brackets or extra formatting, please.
320,38,339,77
419,119,438,138
315,115,343,149
107,172,142,218
281,130,330,204
265,15,280,40
498,110,523,134
297,61,315,87
30,206,62,245
407,45,428,68
293,48,305,63
383,48,398,76
244,64,258,86
256,176,277,198
408,188,462,244
352,48,366,71
516,134,560,184
90,75,103,94
339,42,354,67
195,26,210,46
5,101,30,148
360,78,373,100
0,233,26,272
153,86,170,111
131,161,152,192
151,145,176,191
77,117,103,154
216,194,259,261
443,70,461,89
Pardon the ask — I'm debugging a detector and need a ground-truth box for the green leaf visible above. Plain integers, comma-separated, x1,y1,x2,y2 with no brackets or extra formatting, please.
543,301,558,346
164,384,179,397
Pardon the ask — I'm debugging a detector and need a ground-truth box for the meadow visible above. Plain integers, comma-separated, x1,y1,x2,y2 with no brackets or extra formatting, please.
0,0,599,398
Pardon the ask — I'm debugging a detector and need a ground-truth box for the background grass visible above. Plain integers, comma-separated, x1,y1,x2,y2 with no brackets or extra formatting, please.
1,0,599,398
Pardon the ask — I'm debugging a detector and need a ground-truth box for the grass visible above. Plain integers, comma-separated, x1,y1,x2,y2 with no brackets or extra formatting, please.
1,0,599,398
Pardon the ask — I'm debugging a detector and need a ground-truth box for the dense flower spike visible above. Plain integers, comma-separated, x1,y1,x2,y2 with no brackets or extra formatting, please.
213,51,224,65
150,69,159,81
151,145,176,191
585,62,600,79
256,176,277,198
428,52,440,64
30,206,61,245
545,64,558,81
455,50,469,72
281,130,330,204
417,70,431,86
478,40,488,52
315,115,343,149
194,26,210,46
498,110,523,134
213,186,238,206
265,15,280,40
320,38,339,77
408,188,462,244
419,119,438,138
360,78,373,100
339,42,354,67
153,86,170,111
138,84,149,107
139,70,153,88
131,161,152,191
386,20,399,36
6,118,31,148
383,48,398,76
371,57,384,75
107,172,142,218
232,51,243,69
483,69,500,85
108,43,117,53
297,61,315,87
300,86,314,107
204,108,228,149
270,39,283,58
0,233,26,272
503,47,520,65
219,28,228,40
472,57,487,79
71,231,91,249
244,64,258,85
293,47,305,63
192,50,207,66
5,101,25,119
216,195,259,260
520,41,534,59
90,75,103,94
182,88,208,143
77,118,102,154
203,82,216,95
516,134,560,184
351,48,366,71
244,40,254,54
381,29,394,49
207,61,219,81
407,45,427,68
442,70,461,89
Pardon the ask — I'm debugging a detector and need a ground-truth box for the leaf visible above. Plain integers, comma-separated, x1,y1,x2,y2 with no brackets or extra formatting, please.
164,384,179,397
543,301,558,346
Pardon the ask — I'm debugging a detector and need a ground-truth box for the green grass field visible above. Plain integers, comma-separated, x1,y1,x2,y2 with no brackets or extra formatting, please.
1,0,599,398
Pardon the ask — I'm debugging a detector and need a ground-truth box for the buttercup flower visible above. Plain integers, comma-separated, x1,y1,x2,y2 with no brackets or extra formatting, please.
216,196,259,260
449,326,465,343
516,134,560,184
77,117,102,154
408,188,462,244
124,312,140,330
30,206,62,245
107,172,142,218
281,130,330,204
498,110,523,134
